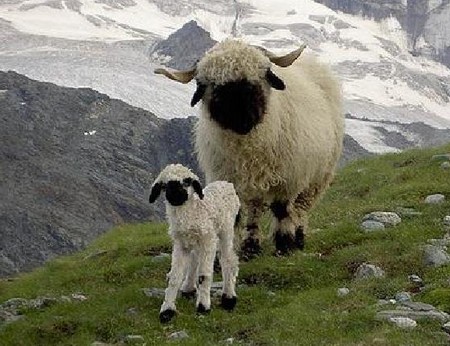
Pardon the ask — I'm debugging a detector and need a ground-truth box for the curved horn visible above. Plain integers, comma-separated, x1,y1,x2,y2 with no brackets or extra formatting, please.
255,44,307,67
154,68,196,84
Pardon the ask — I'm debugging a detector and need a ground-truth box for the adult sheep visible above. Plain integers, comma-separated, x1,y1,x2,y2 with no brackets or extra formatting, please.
155,39,344,259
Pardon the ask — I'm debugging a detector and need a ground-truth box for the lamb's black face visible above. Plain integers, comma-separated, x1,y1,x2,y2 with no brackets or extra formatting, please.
165,180,188,206
208,79,266,135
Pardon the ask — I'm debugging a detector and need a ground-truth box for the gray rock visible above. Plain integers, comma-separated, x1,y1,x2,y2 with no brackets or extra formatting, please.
441,161,450,169
0,71,202,277
333,19,352,29
360,220,385,232
124,335,145,343
377,299,396,306
432,154,450,161
151,253,171,263
362,212,401,227
376,309,449,322
388,317,417,329
70,293,87,301
423,245,450,267
428,238,450,247
168,330,189,340
401,301,438,312
395,207,422,217
408,274,424,286
354,263,385,279
424,194,446,204
395,292,412,303
444,216,450,226
443,321,450,333
337,287,350,297
142,288,165,298
308,15,327,24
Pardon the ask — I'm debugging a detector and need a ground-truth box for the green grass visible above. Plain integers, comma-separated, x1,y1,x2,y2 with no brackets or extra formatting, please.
1,144,450,345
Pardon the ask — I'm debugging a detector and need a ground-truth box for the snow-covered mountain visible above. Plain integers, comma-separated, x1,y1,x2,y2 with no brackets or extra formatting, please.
0,0,449,153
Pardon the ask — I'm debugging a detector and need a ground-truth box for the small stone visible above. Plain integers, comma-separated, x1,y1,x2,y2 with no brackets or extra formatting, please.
71,293,87,301
127,308,138,315
124,335,145,343
444,216,450,226
168,330,189,340
377,299,394,306
377,309,449,322
401,301,437,311
441,162,450,169
428,238,450,247
151,253,171,263
360,220,385,232
423,245,450,267
395,292,411,303
408,274,424,286
363,212,401,227
395,207,422,217
142,288,165,298
337,287,350,297
224,337,234,344
432,154,450,161
354,263,385,279
388,317,417,329
424,194,446,204
443,321,450,333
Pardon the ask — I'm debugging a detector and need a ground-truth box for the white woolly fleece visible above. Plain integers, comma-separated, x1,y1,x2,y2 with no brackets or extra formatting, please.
196,39,271,85
154,163,199,184
156,164,240,316
194,40,344,206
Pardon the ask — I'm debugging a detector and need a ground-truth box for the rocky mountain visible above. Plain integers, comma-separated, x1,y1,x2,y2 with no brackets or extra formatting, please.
312,0,450,68
0,0,449,154
0,70,199,277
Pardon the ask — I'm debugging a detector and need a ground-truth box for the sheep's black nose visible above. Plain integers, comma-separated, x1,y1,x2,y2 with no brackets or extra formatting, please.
166,181,188,206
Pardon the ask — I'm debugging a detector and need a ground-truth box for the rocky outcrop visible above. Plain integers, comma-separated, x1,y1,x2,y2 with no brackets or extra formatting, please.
0,70,199,277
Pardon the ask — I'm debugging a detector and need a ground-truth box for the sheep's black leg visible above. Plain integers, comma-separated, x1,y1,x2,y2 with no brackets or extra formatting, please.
240,201,263,261
241,223,262,261
270,200,304,256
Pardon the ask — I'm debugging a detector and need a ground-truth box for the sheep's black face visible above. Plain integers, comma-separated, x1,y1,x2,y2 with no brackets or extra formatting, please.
208,79,266,135
165,180,188,206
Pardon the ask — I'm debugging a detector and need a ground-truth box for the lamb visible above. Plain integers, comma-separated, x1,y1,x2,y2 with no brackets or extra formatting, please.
148,164,240,323
155,39,344,259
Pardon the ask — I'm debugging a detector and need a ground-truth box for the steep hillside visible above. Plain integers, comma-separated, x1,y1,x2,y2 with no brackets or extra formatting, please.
0,144,449,345
0,71,200,277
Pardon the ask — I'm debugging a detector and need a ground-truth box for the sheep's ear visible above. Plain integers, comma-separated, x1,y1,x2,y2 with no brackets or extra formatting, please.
266,69,285,90
154,67,196,84
149,182,162,203
192,180,204,199
191,82,207,107
262,44,307,67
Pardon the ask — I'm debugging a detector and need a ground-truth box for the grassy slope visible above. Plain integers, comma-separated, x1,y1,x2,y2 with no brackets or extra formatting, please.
1,144,450,345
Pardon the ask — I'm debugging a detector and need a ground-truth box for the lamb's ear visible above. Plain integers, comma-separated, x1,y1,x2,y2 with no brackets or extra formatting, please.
149,182,162,203
190,82,207,107
266,69,285,90
192,180,204,199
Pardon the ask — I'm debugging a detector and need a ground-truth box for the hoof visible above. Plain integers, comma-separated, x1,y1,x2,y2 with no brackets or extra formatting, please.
181,290,196,300
274,231,297,256
159,309,176,323
240,237,262,261
221,294,237,311
196,303,211,315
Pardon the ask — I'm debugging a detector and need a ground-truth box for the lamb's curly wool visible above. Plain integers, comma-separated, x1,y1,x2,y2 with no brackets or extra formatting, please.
149,164,240,323
155,39,344,258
